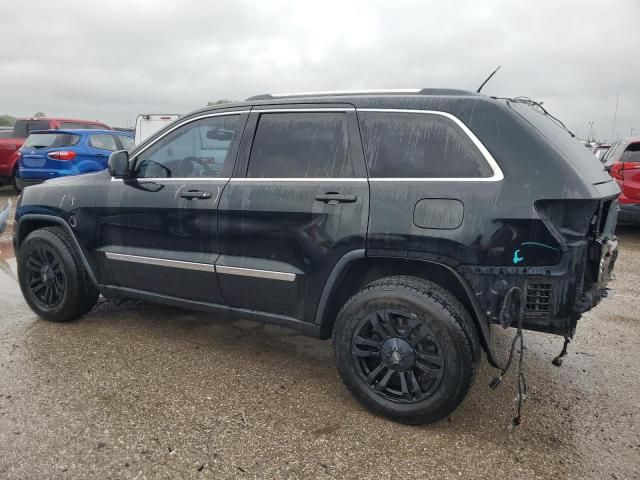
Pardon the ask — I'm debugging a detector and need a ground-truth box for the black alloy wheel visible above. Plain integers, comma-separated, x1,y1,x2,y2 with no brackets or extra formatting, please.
352,309,445,403
24,245,66,308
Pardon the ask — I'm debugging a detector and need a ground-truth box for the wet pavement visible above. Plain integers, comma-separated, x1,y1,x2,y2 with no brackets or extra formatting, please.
1,186,639,479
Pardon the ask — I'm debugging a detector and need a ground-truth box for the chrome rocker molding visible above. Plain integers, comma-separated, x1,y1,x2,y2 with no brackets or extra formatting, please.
105,252,216,273
105,251,296,282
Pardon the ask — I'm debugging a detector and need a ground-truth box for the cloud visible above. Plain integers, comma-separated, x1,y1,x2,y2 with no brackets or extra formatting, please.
1,0,638,140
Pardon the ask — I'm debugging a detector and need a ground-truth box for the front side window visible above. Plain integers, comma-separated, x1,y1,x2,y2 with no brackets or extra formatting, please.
359,112,493,178
247,112,353,178
135,115,240,179
89,134,118,151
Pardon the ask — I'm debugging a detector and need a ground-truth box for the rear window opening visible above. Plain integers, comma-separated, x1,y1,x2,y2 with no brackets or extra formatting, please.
621,142,640,163
358,111,493,178
22,133,80,149
12,120,51,138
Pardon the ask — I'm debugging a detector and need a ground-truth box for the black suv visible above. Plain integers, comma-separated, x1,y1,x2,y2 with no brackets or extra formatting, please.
13,89,619,424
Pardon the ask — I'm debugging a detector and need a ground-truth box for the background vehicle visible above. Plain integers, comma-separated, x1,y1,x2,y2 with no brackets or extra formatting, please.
16,129,133,189
602,138,640,223
134,114,180,145
592,143,611,161
0,117,111,192
13,90,618,424
0,127,12,138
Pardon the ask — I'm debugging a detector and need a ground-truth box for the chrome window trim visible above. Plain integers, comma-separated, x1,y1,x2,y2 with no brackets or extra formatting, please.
130,109,250,161
105,252,216,272
104,252,296,282
216,265,296,282
110,177,230,182
231,178,367,182
357,108,504,182
252,107,355,113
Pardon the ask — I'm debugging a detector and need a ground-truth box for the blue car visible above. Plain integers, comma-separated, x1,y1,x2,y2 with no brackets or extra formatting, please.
16,129,134,189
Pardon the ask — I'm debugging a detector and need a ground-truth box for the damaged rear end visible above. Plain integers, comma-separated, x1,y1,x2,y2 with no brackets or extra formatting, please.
462,98,620,338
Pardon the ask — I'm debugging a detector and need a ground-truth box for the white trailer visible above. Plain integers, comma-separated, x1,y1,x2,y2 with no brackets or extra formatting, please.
134,114,180,145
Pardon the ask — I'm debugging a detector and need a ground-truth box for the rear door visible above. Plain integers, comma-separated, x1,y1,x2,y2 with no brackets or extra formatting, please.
94,110,248,304
216,105,369,322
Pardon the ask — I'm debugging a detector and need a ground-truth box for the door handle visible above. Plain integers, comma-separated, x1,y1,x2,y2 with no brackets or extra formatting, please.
95,153,108,158
180,190,212,200
314,193,358,204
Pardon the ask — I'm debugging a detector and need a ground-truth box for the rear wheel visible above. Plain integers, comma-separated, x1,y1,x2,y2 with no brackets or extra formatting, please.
333,275,479,424
18,227,98,322
11,169,21,194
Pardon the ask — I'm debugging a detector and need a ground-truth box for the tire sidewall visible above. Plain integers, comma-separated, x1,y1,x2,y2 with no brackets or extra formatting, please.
334,287,474,423
18,230,82,321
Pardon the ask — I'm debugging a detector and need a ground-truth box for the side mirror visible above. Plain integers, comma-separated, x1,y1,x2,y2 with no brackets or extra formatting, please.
108,150,130,178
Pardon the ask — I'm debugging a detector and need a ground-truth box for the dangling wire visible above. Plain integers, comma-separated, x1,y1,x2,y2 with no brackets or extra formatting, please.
489,286,527,427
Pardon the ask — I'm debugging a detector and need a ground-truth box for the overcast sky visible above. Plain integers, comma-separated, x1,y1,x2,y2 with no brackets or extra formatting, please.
1,0,638,140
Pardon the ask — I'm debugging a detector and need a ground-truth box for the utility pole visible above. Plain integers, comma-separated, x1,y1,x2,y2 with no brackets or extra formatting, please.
588,122,594,143
611,93,619,141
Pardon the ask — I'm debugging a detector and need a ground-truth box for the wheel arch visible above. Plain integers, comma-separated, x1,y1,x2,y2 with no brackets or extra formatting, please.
315,252,499,367
16,214,98,286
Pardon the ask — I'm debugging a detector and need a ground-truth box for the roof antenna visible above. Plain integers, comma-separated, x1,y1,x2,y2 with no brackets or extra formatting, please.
476,65,501,93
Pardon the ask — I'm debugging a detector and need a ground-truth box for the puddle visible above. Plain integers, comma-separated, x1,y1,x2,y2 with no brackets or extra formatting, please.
0,238,19,295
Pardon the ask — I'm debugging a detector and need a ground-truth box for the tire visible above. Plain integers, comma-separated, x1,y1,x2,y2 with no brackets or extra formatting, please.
18,227,99,322
333,275,479,425
11,170,21,194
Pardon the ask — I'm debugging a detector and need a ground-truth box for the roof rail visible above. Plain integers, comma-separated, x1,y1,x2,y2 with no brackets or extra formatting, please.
246,88,475,101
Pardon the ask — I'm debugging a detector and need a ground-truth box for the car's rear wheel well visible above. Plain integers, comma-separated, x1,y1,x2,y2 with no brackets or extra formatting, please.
318,257,483,342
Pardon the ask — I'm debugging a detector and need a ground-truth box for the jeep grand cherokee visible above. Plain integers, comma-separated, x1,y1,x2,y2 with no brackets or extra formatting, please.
13,89,619,424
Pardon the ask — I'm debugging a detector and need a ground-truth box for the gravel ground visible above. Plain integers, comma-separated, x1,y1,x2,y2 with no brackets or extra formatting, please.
1,186,639,479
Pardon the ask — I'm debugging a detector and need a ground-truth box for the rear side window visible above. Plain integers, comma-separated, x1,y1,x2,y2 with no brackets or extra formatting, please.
621,143,640,163
59,122,86,129
12,120,51,138
247,113,353,178
118,135,135,152
89,134,118,151
358,112,492,178
22,133,80,149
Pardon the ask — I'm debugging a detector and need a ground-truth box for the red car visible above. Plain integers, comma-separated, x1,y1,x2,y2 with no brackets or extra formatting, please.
0,117,111,192
602,138,640,224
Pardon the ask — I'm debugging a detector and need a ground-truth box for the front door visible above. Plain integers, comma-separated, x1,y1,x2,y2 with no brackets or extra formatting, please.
217,106,369,321
93,111,248,304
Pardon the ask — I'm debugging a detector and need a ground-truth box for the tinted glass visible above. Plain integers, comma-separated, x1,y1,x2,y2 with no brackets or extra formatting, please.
22,133,80,149
135,115,240,179
12,120,50,138
247,113,353,178
118,135,135,152
621,142,640,163
359,112,492,178
59,122,86,129
89,134,118,151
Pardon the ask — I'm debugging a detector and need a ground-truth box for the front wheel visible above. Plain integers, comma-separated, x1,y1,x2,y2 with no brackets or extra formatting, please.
18,227,98,322
333,275,479,424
